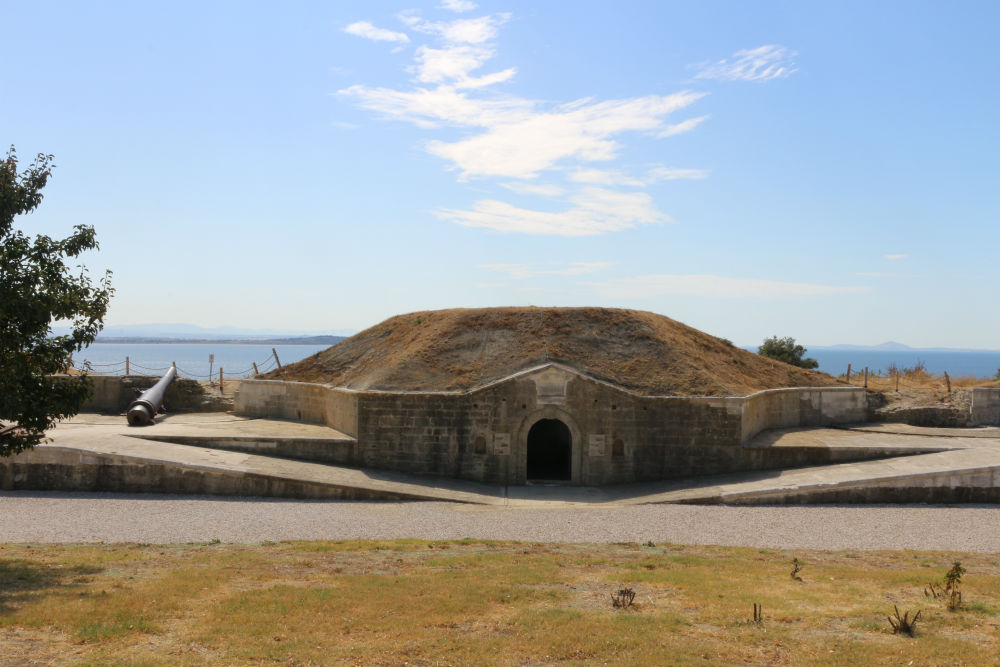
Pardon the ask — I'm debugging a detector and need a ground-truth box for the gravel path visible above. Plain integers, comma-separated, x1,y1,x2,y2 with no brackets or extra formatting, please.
3,492,999,552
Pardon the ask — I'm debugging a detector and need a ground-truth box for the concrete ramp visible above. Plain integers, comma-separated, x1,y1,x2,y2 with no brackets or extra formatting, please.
4,415,1000,505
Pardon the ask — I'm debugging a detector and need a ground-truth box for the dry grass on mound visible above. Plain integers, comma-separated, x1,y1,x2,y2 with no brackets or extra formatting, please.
2,540,999,667
265,307,844,397
844,364,1000,414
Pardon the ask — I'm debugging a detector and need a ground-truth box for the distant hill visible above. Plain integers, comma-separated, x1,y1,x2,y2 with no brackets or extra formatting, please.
94,335,346,346
52,322,356,341
820,341,914,351
811,342,1000,353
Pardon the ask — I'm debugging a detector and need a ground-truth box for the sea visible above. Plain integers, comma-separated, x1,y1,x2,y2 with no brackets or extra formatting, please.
776,348,1000,380
73,343,329,380
75,343,1000,382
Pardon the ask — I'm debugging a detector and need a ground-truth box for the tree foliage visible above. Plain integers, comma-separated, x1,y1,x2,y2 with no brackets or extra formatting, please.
757,335,818,369
0,147,113,455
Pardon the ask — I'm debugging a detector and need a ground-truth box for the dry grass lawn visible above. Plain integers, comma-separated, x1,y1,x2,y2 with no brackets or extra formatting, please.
2,540,999,666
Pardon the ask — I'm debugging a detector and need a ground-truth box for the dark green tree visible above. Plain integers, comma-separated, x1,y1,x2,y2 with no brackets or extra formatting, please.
757,335,818,369
0,147,113,455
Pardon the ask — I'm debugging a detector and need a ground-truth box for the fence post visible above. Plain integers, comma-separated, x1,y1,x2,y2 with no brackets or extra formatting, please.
252,362,259,376
125,356,130,376
220,368,224,393
945,371,951,396
864,366,868,388
272,347,282,368
846,363,851,383
895,370,900,392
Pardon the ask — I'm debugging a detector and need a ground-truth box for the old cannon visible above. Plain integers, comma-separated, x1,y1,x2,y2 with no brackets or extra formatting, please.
126,365,177,426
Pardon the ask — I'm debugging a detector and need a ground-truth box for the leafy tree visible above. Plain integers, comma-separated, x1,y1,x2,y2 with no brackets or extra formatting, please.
757,335,818,369
0,147,113,455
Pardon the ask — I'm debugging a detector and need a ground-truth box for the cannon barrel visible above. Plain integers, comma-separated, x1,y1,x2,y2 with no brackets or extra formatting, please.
126,366,177,426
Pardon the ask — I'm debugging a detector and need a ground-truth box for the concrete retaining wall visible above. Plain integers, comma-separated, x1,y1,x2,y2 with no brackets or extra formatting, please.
56,374,219,413
971,388,1000,426
0,447,426,500
695,467,1000,505
740,387,867,443
234,380,359,437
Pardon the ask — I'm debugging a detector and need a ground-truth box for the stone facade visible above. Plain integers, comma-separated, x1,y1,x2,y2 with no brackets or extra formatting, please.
971,388,1000,426
235,364,868,485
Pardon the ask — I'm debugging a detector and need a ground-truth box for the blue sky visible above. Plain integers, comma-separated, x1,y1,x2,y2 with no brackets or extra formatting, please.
4,1,999,347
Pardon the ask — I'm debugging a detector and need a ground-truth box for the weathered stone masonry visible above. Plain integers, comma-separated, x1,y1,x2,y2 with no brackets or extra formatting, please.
235,363,868,485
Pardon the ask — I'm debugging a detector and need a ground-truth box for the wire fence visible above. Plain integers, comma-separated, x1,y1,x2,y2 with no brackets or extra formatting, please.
837,361,999,393
68,350,282,382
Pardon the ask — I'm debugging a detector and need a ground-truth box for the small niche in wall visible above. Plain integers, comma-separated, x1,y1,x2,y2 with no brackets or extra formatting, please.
474,436,487,454
612,437,625,458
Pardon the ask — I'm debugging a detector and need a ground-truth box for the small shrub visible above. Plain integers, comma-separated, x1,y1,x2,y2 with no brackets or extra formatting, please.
945,561,966,611
611,587,636,609
887,606,921,636
790,558,804,581
757,336,818,369
751,602,763,625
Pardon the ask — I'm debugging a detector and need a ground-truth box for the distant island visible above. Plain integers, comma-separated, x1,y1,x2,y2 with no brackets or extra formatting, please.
815,341,913,351
94,335,346,346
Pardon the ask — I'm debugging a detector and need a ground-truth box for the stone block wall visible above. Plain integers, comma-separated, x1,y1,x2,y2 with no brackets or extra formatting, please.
234,380,359,437
234,371,870,485
351,375,748,485
971,388,1000,426
740,387,867,442
61,374,211,413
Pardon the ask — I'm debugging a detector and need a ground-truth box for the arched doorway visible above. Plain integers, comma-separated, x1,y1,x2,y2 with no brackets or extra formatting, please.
526,418,572,481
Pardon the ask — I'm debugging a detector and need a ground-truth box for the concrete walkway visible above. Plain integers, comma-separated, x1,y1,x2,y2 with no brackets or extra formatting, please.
9,414,1000,505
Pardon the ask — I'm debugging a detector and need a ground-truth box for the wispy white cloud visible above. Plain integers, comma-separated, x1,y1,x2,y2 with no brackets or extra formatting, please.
340,13,705,179
402,13,509,44
424,92,706,179
657,115,709,137
570,166,708,186
341,9,709,236
412,45,516,88
436,187,668,236
646,166,710,181
594,274,869,299
500,182,566,196
694,45,797,82
344,21,410,44
439,0,477,12
337,83,532,128
885,253,908,260
480,261,615,279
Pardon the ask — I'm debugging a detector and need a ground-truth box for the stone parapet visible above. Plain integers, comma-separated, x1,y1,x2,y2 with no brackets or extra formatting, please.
234,380,358,437
739,386,867,443
971,388,1000,426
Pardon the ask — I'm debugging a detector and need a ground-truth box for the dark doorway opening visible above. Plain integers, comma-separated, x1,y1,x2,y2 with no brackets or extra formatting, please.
526,419,572,481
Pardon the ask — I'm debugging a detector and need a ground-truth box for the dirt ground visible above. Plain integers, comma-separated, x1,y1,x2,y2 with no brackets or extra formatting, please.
866,372,998,426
